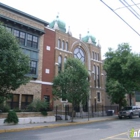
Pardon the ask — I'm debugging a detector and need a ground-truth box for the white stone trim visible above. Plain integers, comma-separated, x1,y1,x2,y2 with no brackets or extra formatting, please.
91,59,102,63
55,62,59,65
55,47,72,54
45,26,55,31
30,80,53,85
60,98,68,103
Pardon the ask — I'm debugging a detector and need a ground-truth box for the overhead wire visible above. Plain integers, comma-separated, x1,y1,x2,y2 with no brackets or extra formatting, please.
115,2,140,11
119,0,140,20
100,0,140,37
131,0,140,11
123,0,140,17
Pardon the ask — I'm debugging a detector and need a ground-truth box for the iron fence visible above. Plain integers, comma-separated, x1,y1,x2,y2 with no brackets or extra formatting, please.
54,105,119,121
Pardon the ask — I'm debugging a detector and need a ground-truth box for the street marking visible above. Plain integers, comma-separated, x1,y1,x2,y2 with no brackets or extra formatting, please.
101,128,140,140
100,132,127,140
104,138,128,140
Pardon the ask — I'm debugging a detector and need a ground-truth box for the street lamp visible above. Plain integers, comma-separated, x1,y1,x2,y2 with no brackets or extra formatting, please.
94,97,97,112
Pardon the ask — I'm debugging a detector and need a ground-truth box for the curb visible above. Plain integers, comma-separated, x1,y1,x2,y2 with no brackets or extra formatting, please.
0,117,118,133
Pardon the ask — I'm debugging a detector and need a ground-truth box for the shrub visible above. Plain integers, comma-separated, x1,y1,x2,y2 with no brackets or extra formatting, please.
4,110,19,124
41,111,48,116
0,104,10,112
13,108,21,112
27,99,48,116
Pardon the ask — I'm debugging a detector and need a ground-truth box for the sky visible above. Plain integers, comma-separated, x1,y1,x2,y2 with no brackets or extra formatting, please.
1,0,140,58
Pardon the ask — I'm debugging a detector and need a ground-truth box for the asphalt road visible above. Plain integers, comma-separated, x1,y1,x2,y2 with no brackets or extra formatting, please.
0,117,140,140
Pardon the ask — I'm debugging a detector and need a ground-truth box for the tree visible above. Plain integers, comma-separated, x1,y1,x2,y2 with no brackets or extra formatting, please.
52,58,90,122
0,25,30,104
104,43,140,109
106,79,127,110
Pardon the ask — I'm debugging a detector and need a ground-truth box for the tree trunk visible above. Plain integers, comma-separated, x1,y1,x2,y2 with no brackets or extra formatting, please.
119,103,122,111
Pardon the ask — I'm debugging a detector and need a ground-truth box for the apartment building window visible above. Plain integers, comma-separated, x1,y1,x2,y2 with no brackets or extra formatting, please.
21,95,33,109
65,42,68,51
19,32,26,46
62,41,65,49
58,39,61,48
13,29,25,46
27,34,38,48
97,92,101,102
29,60,37,74
58,56,62,73
6,27,12,33
7,94,19,109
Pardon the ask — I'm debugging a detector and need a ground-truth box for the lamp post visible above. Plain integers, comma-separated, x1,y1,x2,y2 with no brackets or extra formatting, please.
94,97,97,112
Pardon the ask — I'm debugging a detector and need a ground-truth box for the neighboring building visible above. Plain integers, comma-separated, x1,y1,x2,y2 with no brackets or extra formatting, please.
41,27,55,110
46,15,105,108
0,3,49,109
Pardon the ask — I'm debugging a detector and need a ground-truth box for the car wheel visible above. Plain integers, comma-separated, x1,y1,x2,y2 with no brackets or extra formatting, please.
119,116,122,119
129,113,133,119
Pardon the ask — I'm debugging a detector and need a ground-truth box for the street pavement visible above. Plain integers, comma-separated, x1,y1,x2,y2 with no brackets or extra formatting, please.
0,115,118,133
1,116,140,140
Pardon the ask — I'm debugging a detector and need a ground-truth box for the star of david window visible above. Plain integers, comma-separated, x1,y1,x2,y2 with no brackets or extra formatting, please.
74,47,85,63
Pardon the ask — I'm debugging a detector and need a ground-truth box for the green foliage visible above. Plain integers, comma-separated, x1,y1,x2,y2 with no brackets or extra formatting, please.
41,111,48,116
0,103,10,112
0,24,30,104
13,108,21,112
53,58,90,121
104,43,140,108
27,99,48,114
4,110,19,124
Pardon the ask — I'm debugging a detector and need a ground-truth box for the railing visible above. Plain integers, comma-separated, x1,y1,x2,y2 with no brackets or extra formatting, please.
54,105,119,121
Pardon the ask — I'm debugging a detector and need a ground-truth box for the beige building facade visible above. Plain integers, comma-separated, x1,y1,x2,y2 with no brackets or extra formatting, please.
0,3,49,109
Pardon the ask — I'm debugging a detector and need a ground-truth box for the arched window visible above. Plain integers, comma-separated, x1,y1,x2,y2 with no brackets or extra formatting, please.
74,47,85,63
94,65,96,87
62,41,64,50
58,56,62,73
64,57,67,63
65,42,68,51
58,39,61,49
97,66,100,87
94,52,96,60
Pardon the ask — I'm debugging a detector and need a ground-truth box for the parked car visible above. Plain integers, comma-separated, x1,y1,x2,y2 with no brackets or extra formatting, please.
118,106,140,119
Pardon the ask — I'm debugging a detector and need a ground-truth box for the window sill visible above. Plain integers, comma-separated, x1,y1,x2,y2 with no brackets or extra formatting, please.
25,74,38,79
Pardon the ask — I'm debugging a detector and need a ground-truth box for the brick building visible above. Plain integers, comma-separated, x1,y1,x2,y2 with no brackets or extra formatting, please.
43,15,106,109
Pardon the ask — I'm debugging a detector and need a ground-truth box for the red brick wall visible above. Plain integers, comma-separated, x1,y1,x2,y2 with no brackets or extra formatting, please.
41,28,55,109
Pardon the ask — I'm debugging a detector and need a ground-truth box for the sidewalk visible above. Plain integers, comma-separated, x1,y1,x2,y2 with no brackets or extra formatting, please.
0,115,118,133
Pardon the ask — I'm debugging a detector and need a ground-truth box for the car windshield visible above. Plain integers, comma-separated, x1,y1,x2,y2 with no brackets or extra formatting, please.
122,107,132,110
